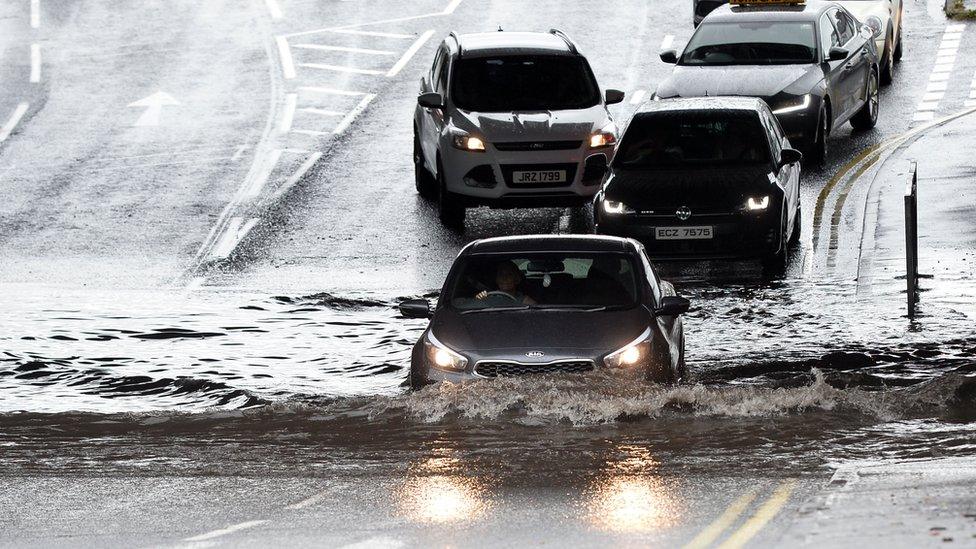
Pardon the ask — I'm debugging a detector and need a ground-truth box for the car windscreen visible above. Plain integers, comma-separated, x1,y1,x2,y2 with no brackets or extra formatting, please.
614,110,771,168
680,22,817,65
447,253,639,311
451,55,601,112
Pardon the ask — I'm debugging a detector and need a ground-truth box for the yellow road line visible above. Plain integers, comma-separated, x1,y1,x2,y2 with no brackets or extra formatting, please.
682,489,759,549
716,481,796,549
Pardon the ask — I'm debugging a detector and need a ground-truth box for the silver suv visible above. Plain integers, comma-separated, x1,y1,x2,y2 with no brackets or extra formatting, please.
413,30,625,228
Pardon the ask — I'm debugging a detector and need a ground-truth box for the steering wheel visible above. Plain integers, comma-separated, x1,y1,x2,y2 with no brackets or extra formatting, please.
484,291,520,302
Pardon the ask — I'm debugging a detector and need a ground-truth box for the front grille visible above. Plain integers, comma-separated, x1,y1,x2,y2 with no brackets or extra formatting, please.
501,163,578,187
494,140,583,152
475,360,595,378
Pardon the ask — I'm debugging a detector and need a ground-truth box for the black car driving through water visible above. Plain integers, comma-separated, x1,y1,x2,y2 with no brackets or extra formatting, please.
399,235,690,388
594,97,802,270
657,0,880,164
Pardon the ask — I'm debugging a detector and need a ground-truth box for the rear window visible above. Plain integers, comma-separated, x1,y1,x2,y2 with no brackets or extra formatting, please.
447,253,639,311
451,55,601,112
681,22,818,65
614,111,771,168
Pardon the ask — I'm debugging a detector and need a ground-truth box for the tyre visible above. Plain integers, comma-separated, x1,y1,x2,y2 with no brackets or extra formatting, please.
807,105,829,166
851,71,879,131
676,336,688,381
880,30,894,85
409,363,428,390
436,160,465,228
789,205,802,246
762,211,789,276
413,130,436,199
893,24,903,62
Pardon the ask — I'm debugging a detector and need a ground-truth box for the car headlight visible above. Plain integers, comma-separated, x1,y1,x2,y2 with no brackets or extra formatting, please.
865,16,883,38
451,132,486,152
771,95,812,115
745,196,770,211
590,123,618,149
604,328,652,368
602,200,635,215
424,331,468,372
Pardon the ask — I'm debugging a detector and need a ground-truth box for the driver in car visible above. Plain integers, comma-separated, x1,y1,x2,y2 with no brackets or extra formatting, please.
474,261,538,305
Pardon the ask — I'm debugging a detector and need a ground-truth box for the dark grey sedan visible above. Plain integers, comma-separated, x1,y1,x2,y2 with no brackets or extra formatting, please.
399,235,690,388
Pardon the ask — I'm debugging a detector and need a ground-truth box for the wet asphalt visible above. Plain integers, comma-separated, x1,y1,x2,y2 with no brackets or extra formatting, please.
1,0,976,547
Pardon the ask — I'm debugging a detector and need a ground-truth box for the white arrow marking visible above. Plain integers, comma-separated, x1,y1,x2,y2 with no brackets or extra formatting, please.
127,91,180,127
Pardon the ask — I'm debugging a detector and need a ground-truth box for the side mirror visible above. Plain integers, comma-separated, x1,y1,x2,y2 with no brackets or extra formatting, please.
780,148,803,166
605,89,625,105
417,92,445,110
399,299,432,318
828,47,849,62
655,296,690,317
659,49,678,64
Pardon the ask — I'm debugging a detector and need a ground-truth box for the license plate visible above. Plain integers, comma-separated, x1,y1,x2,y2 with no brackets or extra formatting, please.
512,170,567,184
655,226,714,240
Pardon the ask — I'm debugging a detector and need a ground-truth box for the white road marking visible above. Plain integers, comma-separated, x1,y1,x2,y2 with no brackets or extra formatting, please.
387,30,435,77
629,89,646,105
285,489,331,510
30,0,39,28
947,23,966,32
210,217,261,259
299,62,384,75
298,86,367,97
184,520,268,542
127,91,180,127
971,90,976,99
279,93,297,133
916,101,939,111
279,148,311,154
290,129,331,136
965,99,976,107
268,152,323,203
300,107,345,116
442,0,463,14
1,102,30,142
913,111,935,122
938,47,958,56
275,36,296,79
283,0,464,38
927,81,948,92
264,0,282,19
242,148,282,198
929,72,950,83
183,276,206,293
922,92,944,102
660,34,674,50
30,44,41,83
338,537,405,549
332,93,376,135
292,43,395,56
232,144,249,161
932,62,955,73
331,28,413,39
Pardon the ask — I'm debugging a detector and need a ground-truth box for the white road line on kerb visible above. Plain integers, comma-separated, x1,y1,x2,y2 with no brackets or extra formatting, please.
660,34,674,50
387,30,435,77
285,488,331,510
332,93,376,135
275,36,296,79
30,0,39,28
279,93,297,133
30,44,41,83
184,520,268,542
292,43,395,56
264,0,282,19
301,107,345,116
331,28,413,39
298,86,368,97
268,152,322,203
0,102,29,143
210,217,261,259
630,89,646,105
242,148,282,198
290,129,330,136
300,62,384,75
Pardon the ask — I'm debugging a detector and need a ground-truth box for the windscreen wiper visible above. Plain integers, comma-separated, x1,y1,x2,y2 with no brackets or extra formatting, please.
459,305,531,315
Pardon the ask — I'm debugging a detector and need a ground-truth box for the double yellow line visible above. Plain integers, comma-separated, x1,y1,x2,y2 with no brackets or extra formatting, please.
683,481,797,549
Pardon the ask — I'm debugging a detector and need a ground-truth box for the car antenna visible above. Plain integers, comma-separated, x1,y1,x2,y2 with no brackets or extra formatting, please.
497,25,503,32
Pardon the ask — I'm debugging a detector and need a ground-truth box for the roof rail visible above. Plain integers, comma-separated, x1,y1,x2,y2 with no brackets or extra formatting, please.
548,28,578,54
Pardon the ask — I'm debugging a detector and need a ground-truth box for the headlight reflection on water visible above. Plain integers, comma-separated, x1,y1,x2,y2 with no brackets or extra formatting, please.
585,446,680,533
396,456,491,524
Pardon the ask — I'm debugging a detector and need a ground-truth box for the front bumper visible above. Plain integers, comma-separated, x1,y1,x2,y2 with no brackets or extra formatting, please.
770,96,822,147
439,140,610,208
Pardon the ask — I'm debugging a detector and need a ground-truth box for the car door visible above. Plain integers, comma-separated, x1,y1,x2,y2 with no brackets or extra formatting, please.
828,8,868,120
638,249,681,360
838,8,873,108
819,11,849,123
420,45,447,170
763,109,800,235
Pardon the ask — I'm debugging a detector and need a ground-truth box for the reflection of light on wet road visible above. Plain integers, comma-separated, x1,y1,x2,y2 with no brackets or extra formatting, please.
396,456,490,524
584,446,680,533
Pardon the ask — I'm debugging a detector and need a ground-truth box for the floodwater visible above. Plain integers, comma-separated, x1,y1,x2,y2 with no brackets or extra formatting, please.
2,269,975,477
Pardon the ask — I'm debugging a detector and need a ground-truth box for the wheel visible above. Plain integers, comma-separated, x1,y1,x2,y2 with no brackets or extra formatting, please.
409,362,428,390
880,30,894,85
436,160,465,228
893,24,903,62
413,130,436,198
762,211,789,276
676,336,688,381
850,71,879,131
807,104,829,165
789,205,802,246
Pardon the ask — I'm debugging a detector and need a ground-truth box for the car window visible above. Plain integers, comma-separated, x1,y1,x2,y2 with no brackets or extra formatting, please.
614,110,772,168
680,22,817,66
829,9,855,45
638,248,662,306
435,52,450,93
450,55,601,112
819,13,840,58
760,110,782,159
429,46,445,90
446,253,639,310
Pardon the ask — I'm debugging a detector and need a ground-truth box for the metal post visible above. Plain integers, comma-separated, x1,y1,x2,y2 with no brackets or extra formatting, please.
904,162,918,318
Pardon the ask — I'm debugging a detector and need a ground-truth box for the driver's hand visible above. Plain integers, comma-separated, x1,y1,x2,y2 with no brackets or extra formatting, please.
475,290,488,300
